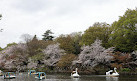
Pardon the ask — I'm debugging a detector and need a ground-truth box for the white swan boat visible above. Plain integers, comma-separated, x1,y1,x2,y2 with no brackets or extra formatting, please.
0,70,3,76
71,68,80,78
106,67,119,77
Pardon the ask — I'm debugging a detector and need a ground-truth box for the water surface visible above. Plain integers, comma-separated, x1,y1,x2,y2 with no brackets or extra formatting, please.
0,73,137,81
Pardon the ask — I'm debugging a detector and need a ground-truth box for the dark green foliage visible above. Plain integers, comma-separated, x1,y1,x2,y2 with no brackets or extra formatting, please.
70,32,82,54
109,8,137,52
42,30,54,41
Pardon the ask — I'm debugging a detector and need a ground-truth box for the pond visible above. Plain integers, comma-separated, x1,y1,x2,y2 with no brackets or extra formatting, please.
0,73,137,81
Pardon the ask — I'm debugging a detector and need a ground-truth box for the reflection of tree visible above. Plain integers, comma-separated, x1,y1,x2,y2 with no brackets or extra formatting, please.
106,77,118,81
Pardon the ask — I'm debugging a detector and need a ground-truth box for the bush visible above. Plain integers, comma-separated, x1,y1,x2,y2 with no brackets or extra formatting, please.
122,68,130,72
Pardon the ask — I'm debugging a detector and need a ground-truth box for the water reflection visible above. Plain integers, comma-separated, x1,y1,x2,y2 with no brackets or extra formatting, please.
106,77,119,81
71,78,80,81
0,73,137,81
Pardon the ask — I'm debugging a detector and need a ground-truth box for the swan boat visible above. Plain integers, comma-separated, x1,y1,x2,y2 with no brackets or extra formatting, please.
0,70,3,76
35,72,46,80
28,70,37,75
3,72,16,79
71,68,80,78
106,67,119,77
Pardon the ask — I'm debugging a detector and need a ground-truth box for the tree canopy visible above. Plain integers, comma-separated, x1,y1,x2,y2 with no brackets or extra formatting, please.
42,30,54,41
56,32,82,55
109,8,137,52
81,22,111,48
56,35,75,54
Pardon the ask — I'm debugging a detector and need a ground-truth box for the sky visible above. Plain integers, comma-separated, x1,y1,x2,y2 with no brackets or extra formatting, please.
0,0,137,48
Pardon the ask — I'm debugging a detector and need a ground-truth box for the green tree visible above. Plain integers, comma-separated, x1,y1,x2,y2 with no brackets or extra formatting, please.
27,35,55,57
5,42,17,48
70,32,82,54
42,30,54,41
57,54,76,69
56,35,75,54
109,8,137,52
27,35,41,56
0,47,3,51
81,22,111,48
56,32,82,55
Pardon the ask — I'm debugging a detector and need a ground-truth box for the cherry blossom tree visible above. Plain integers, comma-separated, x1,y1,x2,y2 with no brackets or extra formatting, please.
125,51,137,70
27,58,37,69
0,43,28,71
43,43,65,66
73,39,114,69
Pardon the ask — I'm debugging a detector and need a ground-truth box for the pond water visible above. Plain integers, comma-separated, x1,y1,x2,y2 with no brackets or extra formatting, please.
0,73,137,81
